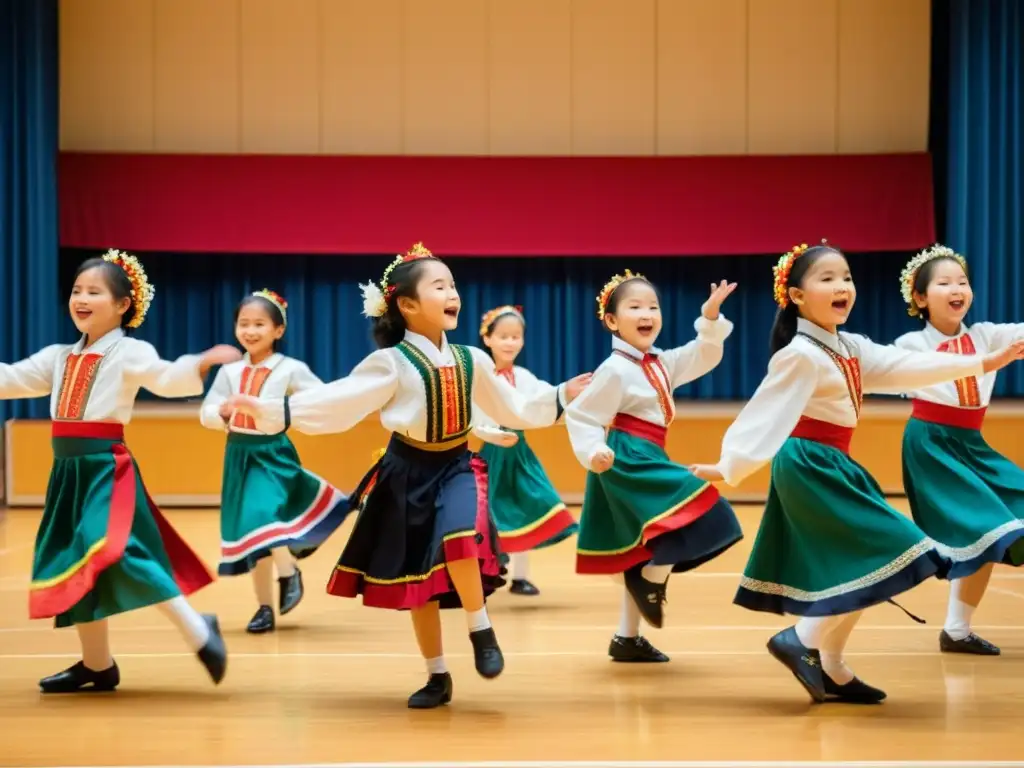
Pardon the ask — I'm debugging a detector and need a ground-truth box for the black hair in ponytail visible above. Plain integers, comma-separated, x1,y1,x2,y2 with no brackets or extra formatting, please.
371,258,436,348
767,245,841,356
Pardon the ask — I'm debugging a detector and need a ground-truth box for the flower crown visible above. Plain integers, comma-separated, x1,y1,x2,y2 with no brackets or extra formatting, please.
253,288,288,326
772,243,810,308
102,249,154,329
899,244,968,317
359,242,435,318
596,270,646,321
479,305,524,337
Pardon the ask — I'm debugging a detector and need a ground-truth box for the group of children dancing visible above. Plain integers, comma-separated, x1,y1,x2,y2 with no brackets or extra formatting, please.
5,240,1023,709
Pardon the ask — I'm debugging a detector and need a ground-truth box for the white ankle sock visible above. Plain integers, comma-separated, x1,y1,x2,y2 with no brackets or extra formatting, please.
819,611,863,685
466,607,491,633
271,547,296,578
157,596,211,652
640,563,672,583
426,655,448,675
617,586,641,638
945,580,976,641
76,619,114,671
510,552,529,581
820,651,855,685
794,616,840,649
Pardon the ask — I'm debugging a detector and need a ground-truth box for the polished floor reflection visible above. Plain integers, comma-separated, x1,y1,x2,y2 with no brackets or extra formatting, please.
3,504,1024,767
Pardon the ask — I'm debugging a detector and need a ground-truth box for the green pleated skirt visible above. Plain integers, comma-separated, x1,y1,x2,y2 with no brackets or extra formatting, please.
735,434,951,616
218,432,349,576
902,414,1024,578
479,431,578,553
30,425,213,627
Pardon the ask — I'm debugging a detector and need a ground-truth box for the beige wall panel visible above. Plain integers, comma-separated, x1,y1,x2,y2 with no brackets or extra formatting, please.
656,0,748,155
488,0,572,155
571,0,656,155
240,0,320,153
59,0,155,151
403,0,489,155
321,0,404,154
837,0,931,153
153,0,240,153
748,0,839,154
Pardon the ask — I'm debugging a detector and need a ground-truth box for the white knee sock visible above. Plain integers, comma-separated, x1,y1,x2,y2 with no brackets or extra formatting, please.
794,615,842,649
510,552,529,581
252,558,274,606
945,580,975,641
271,547,296,578
819,611,863,685
617,586,641,638
426,655,448,675
466,606,491,633
640,563,673,583
157,596,211,652
76,619,114,671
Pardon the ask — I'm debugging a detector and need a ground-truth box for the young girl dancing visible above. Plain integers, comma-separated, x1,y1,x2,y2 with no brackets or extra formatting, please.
226,243,590,709
200,289,349,633
3,250,239,693
473,305,581,596
564,270,744,663
690,242,1024,704
894,244,1024,656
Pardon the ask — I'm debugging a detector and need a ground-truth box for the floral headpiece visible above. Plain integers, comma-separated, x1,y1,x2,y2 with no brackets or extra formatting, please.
102,249,154,329
899,244,968,317
359,242,435,318
596,270,646,321
252,288,288,327
772,243,810,308
479,305,524,337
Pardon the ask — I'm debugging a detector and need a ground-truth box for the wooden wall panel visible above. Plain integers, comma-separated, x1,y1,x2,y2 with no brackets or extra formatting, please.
239,0,321,153
321,0,404,154
58,0,933,157
154,0,240,153
60,0,155,151
488,0,572,155
656,0,748,155
837,0,931,153
748,0,840,154
402,0,489,155
570,0,657,156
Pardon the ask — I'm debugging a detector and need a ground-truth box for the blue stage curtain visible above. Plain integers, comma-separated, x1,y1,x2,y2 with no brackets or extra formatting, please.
934,0,1023,396
60,248,922,402
0,0,60,419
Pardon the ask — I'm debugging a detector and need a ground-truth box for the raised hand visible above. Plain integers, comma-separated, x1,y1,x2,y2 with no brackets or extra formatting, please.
701,280,738,320
199,344,243,376
565,372,593,403
982,340,1024,374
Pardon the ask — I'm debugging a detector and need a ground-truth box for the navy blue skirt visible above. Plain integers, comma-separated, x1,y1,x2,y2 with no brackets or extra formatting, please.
326,435,506,610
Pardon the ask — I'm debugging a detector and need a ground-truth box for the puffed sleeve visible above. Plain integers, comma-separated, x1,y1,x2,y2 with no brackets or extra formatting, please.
971,322,1024,350
244,350,398,435
844,333,985,395
658,314,734,388
199,366,232,431
512,366,570,422
564,361,624,469
468,347,561,429
125,340,205,399
0,344,63,399
287,361,324,394
715,346,818,487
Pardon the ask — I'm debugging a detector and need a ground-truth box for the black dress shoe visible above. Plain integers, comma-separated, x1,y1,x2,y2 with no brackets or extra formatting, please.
823,673,887,704
939,629,1001,655
408,673,453,709
608,634,670,663
279,568,304,615
469,627,504,679
39,661,120,694
624,564,667,629
509,579,540,596
198,614,228,684
766,626,826,703
246,605,275,634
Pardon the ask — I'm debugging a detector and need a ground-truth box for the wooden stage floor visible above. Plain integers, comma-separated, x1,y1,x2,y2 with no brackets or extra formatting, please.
2,504,1024,768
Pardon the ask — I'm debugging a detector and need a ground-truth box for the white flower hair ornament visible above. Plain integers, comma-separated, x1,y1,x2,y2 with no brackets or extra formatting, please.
358,242,435,319
360,281,388,318
101,248,155,329
899,244,968,317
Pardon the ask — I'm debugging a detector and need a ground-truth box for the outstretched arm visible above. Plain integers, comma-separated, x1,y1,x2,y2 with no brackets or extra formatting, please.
0,345,62,400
